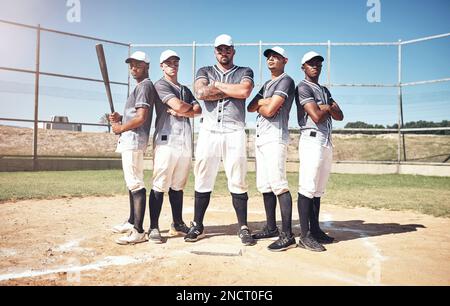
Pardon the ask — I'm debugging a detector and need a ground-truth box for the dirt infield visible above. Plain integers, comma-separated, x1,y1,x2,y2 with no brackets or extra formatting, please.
0,195,449,286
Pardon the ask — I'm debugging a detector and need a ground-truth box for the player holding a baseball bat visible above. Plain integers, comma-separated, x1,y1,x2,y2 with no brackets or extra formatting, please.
109,51,157,245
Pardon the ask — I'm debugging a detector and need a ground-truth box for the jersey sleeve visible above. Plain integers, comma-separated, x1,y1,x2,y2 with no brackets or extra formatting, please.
296,84,315,106
273,77,295,99
135,81,156,109
154,80,176,104
195,67,209,82
240,67,254,86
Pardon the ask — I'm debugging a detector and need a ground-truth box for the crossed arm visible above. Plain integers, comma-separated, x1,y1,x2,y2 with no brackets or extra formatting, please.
304,100,344,123
194,78,253,101
166,97,202,118
247,94,286,118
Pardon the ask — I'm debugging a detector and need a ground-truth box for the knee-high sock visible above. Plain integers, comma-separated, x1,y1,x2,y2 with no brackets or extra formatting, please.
193,191,211,225
310,197,322,233
231,192,248,228
128,190,135,224
131,188,146,233
298,193,313,238
149,189,164,230
262,192,277,230
278,191,293,235
169,188,184,224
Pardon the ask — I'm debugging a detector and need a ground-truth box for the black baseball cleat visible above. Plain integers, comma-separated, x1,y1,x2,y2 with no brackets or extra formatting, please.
169,222,190,237
312,230,335,244
184,221,205,242
298,232,326,252
251,225,280,240
267,232,297,252
238,225,257,246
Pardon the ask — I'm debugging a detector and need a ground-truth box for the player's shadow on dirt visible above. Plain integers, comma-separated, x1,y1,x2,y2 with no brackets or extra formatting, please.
318,220,426,243
175,220,426,243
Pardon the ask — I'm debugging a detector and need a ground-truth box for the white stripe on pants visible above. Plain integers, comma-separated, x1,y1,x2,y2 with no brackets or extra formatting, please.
298,135,333,199
194,129,248,194
121,150,145,192
255,142,289,195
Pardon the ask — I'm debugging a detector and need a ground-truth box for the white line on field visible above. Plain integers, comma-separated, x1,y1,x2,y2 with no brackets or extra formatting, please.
0,255,152,282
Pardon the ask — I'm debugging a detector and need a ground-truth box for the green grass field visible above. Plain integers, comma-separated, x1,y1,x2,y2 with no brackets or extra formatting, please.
1,170,449,217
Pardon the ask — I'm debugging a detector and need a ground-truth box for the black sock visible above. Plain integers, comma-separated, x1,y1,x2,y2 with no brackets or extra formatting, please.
194,191,211,225
127,190,135,224
149,189,164,230
169,188,184,224
131,188,146,233
298,193,313,238
310,197,321,234
231,192,248,228
278,191,293,235
262,192,277,230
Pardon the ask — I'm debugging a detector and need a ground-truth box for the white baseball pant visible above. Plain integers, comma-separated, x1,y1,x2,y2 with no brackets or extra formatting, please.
298,134,333,199
121,150,146,192
152,136,192,193
194,128,248,194
255,142,289,196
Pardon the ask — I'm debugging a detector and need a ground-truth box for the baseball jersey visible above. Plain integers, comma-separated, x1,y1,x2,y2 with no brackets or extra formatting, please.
153,77,198,145
254,73,295,146
195,65,254,133
116,78,156,153
295,79,333,145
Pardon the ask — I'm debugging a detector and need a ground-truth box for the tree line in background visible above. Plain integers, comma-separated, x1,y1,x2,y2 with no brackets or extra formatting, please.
340,120,450,135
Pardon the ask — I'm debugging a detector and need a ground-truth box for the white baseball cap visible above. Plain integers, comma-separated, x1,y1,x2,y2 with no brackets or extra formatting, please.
125,51,150,64
160,49,180,64
263,46,288,59
301,51,324,65
214,34,234,47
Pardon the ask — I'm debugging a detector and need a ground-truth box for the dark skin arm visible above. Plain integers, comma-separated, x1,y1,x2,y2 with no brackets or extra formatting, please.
109,107,149,134
305,100,344,123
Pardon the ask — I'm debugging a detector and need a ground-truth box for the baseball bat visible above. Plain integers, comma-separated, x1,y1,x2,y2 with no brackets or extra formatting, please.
95,44,115,113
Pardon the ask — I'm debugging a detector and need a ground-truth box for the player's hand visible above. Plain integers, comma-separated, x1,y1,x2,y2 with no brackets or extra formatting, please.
109,112,121,123
319,104,331,112
167,109,181,117
112,123,123,134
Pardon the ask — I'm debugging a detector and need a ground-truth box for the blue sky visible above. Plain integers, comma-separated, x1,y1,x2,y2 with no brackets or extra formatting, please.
0,0,449,131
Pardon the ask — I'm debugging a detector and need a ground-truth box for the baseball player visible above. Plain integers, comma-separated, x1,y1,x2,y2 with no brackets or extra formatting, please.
184,34,256,246
148,50,202,243
247,46,296,252
295,51,344,252
110,51,157,245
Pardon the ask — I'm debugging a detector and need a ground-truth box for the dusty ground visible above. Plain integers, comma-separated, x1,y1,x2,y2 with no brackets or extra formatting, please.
0,195,449,286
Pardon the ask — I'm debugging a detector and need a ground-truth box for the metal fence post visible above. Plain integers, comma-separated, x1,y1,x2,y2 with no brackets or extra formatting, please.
127,44,131,98
258,40,263,87
33,24,41,171
192,41,197,157
327,40,331,87
397,39,406,163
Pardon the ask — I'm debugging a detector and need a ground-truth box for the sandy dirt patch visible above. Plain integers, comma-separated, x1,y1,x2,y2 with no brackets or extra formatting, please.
0,195,449,285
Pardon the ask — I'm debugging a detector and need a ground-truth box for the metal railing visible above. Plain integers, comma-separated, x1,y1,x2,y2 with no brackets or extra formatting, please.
1,19,449,170
0,19,130,170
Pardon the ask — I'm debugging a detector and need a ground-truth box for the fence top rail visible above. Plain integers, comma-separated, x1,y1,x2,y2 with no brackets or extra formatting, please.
0,19,130,47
